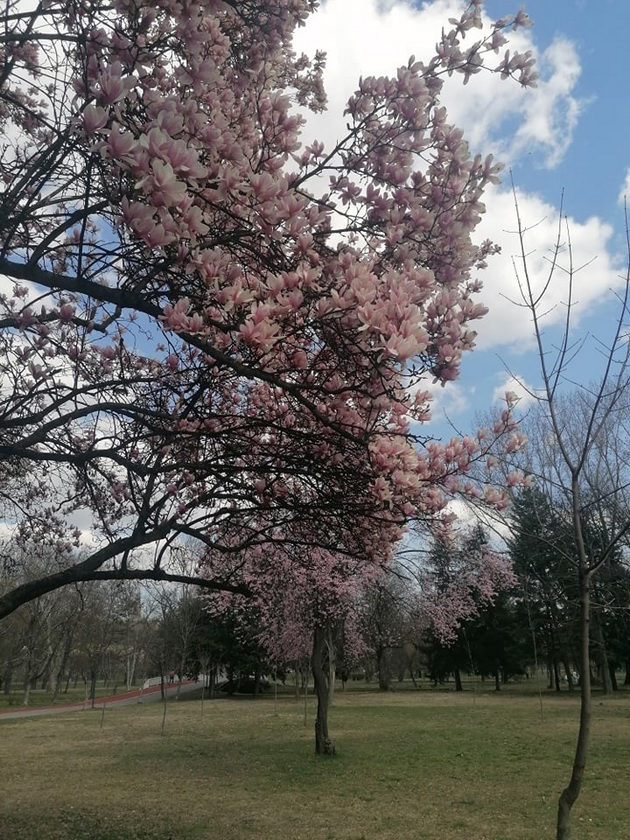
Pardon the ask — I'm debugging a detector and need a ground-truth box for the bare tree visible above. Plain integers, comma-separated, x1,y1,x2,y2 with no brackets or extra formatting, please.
509,191,630,840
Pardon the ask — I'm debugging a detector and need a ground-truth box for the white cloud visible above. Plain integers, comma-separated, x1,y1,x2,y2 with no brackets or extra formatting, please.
492,372,539,409
509,38,584,169
294,0,584,169
618,168,630,207
428,380,472,423
472,185,621,350
441,35,583,170
292,1,614,351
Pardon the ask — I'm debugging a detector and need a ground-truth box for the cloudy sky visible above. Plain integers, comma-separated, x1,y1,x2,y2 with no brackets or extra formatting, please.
294,0,630,437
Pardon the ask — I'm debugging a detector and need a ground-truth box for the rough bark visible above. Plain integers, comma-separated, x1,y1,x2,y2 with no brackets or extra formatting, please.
311,624,335,756
376,646,391,691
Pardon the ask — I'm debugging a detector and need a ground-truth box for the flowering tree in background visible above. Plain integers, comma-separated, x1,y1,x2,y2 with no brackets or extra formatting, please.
417,522,517,646
203,516,519,753
0,0,534,623
203,542,369,753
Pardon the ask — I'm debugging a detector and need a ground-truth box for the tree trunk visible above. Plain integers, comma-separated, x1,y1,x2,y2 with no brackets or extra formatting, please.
126,649,137,691
494,668,500,692
624,660,630,686
176,652,188,698
3,661,13,695
454,668,463,692
562,659,575,692
328,650,336,706
311,624,335,756
293,664,300,700
376,646,391,691
253,661,262,698
557,568,592,840
609,664,618,692
593,615,612,694
90,669,98,708
52,633,73,702
22,662,32,706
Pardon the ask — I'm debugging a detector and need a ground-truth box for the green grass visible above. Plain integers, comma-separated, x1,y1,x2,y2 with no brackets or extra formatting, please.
2,685,630,839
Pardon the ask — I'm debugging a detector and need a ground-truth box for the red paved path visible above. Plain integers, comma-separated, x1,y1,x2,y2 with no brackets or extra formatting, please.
0,679,200,720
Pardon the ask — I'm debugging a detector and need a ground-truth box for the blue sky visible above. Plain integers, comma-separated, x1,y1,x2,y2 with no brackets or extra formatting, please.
483,0,629,227
295,0,630,439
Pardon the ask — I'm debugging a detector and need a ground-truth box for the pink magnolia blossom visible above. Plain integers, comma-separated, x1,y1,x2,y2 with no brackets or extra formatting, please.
0,0,535,625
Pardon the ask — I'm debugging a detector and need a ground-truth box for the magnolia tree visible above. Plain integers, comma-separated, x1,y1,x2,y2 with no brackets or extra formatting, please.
203,520,518,753
203,543,369,753
414,522,517,646
0,0,533,623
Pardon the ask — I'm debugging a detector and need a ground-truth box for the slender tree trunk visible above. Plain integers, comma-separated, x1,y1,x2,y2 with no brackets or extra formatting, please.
377,646,391,691
562,658,574,692
40,648,54,691
311,624,335,755
253,661,262,698
593,615,612,694
3,661,13,695
126,649,137,691
609,665,618,692
293,664,300,700
52,634,73,702
624,660,630,687
90,669,97,708
176,653,187,698
454,668,463,692
327,642,336,707
547,656,556,690
22,655,32,707
557,569,592,840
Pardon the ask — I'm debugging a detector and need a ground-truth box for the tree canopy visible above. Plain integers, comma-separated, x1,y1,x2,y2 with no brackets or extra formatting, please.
0,0,534,617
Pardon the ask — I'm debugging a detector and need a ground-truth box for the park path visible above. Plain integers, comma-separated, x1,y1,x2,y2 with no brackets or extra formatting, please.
0,679,202,721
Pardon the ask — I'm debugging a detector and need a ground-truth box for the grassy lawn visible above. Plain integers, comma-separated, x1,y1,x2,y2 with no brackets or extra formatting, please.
1,685,629,839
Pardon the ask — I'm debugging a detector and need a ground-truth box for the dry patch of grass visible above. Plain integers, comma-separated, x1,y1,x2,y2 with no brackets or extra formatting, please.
2,688,630,839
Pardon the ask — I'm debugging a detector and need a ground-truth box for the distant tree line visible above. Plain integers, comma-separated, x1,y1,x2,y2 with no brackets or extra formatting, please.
4,488,628,708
